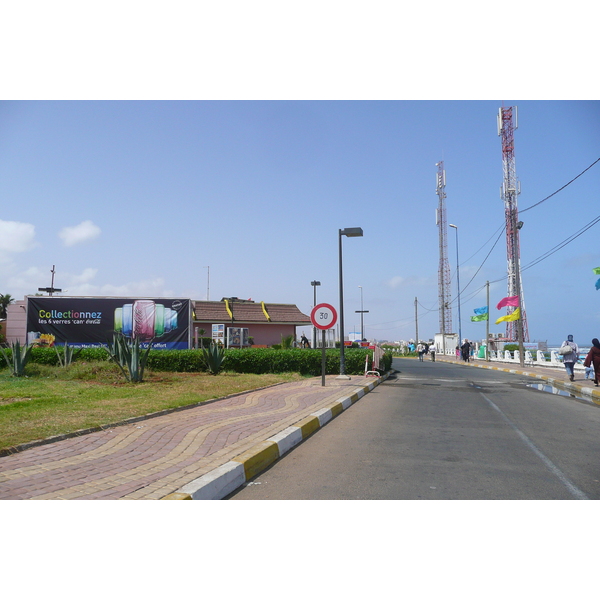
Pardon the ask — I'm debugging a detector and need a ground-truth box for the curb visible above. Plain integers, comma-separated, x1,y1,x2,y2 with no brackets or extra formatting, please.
437,359,600,406
161,372,390,500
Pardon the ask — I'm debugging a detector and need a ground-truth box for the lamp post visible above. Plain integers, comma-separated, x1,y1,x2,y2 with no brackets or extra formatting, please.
449,224,462,348
355,285,369,341
311,280,321,348
338,227,363,378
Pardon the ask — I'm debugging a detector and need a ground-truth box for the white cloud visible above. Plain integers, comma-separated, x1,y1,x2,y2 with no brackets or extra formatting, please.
0,220,37,254
386,276,405,289
70,268,98,284
64,277,171,298
59,220,101,247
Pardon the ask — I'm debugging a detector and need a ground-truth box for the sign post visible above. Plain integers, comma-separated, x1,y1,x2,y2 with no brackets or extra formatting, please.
310,303,338,386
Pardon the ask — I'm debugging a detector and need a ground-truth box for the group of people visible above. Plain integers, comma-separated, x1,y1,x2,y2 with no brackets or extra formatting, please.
416,343,436,362
560,335,600,386
453,339,473,362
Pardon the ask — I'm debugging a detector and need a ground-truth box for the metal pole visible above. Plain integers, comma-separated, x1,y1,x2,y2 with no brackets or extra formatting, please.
455,229,462,345
415,297,418,348
338,230,346,376
321,329,326,386
512,215,525,367
359,286,363,340
486,280,490,361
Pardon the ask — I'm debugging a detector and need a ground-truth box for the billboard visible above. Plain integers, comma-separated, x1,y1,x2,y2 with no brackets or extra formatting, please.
26,297,192,349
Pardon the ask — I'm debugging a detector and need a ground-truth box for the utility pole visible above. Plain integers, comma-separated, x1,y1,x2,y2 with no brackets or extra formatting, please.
486,280,490,361
355,285,369,341
414,297,418,348
436,161,452,356
38,265,62,296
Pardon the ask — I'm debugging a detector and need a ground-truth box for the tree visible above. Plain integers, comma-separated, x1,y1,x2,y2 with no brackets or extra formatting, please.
0,294,14,319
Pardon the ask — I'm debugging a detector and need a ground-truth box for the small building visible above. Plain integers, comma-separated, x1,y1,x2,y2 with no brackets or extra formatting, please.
193,298,311,347
4,296,311,348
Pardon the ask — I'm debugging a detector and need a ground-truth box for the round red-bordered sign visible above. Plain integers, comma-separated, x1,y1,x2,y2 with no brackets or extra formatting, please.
310,303,338,330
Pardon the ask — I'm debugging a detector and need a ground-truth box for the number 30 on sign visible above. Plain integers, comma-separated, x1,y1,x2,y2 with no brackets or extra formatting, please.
310,303,338,330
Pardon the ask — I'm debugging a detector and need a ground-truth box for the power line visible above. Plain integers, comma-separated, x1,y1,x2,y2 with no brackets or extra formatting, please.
520,157,600,214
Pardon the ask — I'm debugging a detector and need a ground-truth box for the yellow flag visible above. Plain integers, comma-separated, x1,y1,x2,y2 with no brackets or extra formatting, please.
495,307,520,324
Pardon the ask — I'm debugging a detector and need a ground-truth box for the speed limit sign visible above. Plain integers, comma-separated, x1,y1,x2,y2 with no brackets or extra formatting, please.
310,303,338,330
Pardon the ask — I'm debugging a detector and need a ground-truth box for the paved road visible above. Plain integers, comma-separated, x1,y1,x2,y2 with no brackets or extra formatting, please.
229,358,600,499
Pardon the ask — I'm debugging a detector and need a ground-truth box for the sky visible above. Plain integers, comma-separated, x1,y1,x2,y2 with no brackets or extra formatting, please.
1,100,598,346
1,3,598,351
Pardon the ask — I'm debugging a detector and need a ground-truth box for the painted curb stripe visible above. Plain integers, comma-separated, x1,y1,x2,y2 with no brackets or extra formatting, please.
179,461,246,500
268,426,303,457
295,415,321,438
162,492,192,500
162,373,389,499
232,440,280,481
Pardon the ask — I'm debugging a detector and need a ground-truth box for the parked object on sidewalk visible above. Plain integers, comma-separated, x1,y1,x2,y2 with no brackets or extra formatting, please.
561,335,579,381
583,338,600,386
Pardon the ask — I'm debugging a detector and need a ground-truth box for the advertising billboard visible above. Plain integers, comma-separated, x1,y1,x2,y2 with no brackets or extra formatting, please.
26,297,192,349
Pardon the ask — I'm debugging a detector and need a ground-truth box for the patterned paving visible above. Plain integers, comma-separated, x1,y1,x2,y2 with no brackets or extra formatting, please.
0,376,373,500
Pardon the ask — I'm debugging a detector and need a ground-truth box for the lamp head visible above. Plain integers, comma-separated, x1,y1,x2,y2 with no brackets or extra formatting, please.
340,227,363,237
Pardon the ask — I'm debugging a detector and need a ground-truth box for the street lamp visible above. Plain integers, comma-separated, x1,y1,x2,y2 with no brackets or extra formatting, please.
355,285,369,341
311,280,321,348
338,227,363,378
449,224,462,349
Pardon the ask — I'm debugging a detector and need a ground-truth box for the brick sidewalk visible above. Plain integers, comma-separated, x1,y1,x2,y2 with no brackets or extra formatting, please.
0,375,381,500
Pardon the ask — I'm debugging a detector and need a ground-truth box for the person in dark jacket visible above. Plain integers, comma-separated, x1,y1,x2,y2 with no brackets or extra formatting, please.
461,339,471,362
583,338,600,386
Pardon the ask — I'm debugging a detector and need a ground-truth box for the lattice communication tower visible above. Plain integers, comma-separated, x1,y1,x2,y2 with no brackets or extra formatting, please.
498,106,529,342
436,161,453,336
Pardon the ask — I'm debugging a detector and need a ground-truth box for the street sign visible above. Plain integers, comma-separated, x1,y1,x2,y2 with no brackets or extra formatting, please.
310,303,337,330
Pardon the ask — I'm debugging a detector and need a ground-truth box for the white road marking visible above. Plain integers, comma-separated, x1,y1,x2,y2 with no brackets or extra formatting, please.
479,392,589,500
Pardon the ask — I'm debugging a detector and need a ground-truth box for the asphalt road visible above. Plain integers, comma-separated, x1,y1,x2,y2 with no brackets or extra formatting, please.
229,357,600,499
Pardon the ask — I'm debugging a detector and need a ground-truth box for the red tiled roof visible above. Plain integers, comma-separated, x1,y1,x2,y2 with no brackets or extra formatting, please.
193,301,310,325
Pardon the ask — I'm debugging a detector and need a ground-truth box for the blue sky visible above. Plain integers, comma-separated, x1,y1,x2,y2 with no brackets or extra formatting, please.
1,100,598,346
1,2,599,347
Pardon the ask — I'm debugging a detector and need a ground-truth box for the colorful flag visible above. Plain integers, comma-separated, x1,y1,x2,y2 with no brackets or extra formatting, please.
594,267,600,275
596,277,600,290
496,296,519,310
473,306,488,315
471,314,488,322
495,307,520,324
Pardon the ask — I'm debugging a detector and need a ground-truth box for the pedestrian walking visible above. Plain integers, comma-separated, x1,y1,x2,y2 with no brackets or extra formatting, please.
461,339,471,362
430,345,436,362
559,334,579,381
417,343,424,361
583,338,600,386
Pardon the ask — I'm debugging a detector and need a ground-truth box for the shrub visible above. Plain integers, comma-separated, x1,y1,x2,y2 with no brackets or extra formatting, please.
105,334,153,382
202,343,225,375
0,341,33,376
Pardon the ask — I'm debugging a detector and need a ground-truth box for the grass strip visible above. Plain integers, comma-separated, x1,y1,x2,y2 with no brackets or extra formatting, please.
0,362,304,451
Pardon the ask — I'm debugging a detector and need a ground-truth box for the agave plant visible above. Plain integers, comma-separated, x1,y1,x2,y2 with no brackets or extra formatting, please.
54,341,80,368
202,343,225,375
0,340,33,377
105,333,153,382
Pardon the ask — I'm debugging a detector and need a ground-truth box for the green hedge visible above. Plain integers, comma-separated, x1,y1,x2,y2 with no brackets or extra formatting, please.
9,345,392,376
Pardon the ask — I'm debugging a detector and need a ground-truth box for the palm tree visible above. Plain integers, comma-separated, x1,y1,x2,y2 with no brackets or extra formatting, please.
0,294,14,319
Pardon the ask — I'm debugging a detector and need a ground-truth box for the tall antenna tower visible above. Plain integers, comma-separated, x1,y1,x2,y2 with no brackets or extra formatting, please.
436,161,453,341
498,106,529,342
